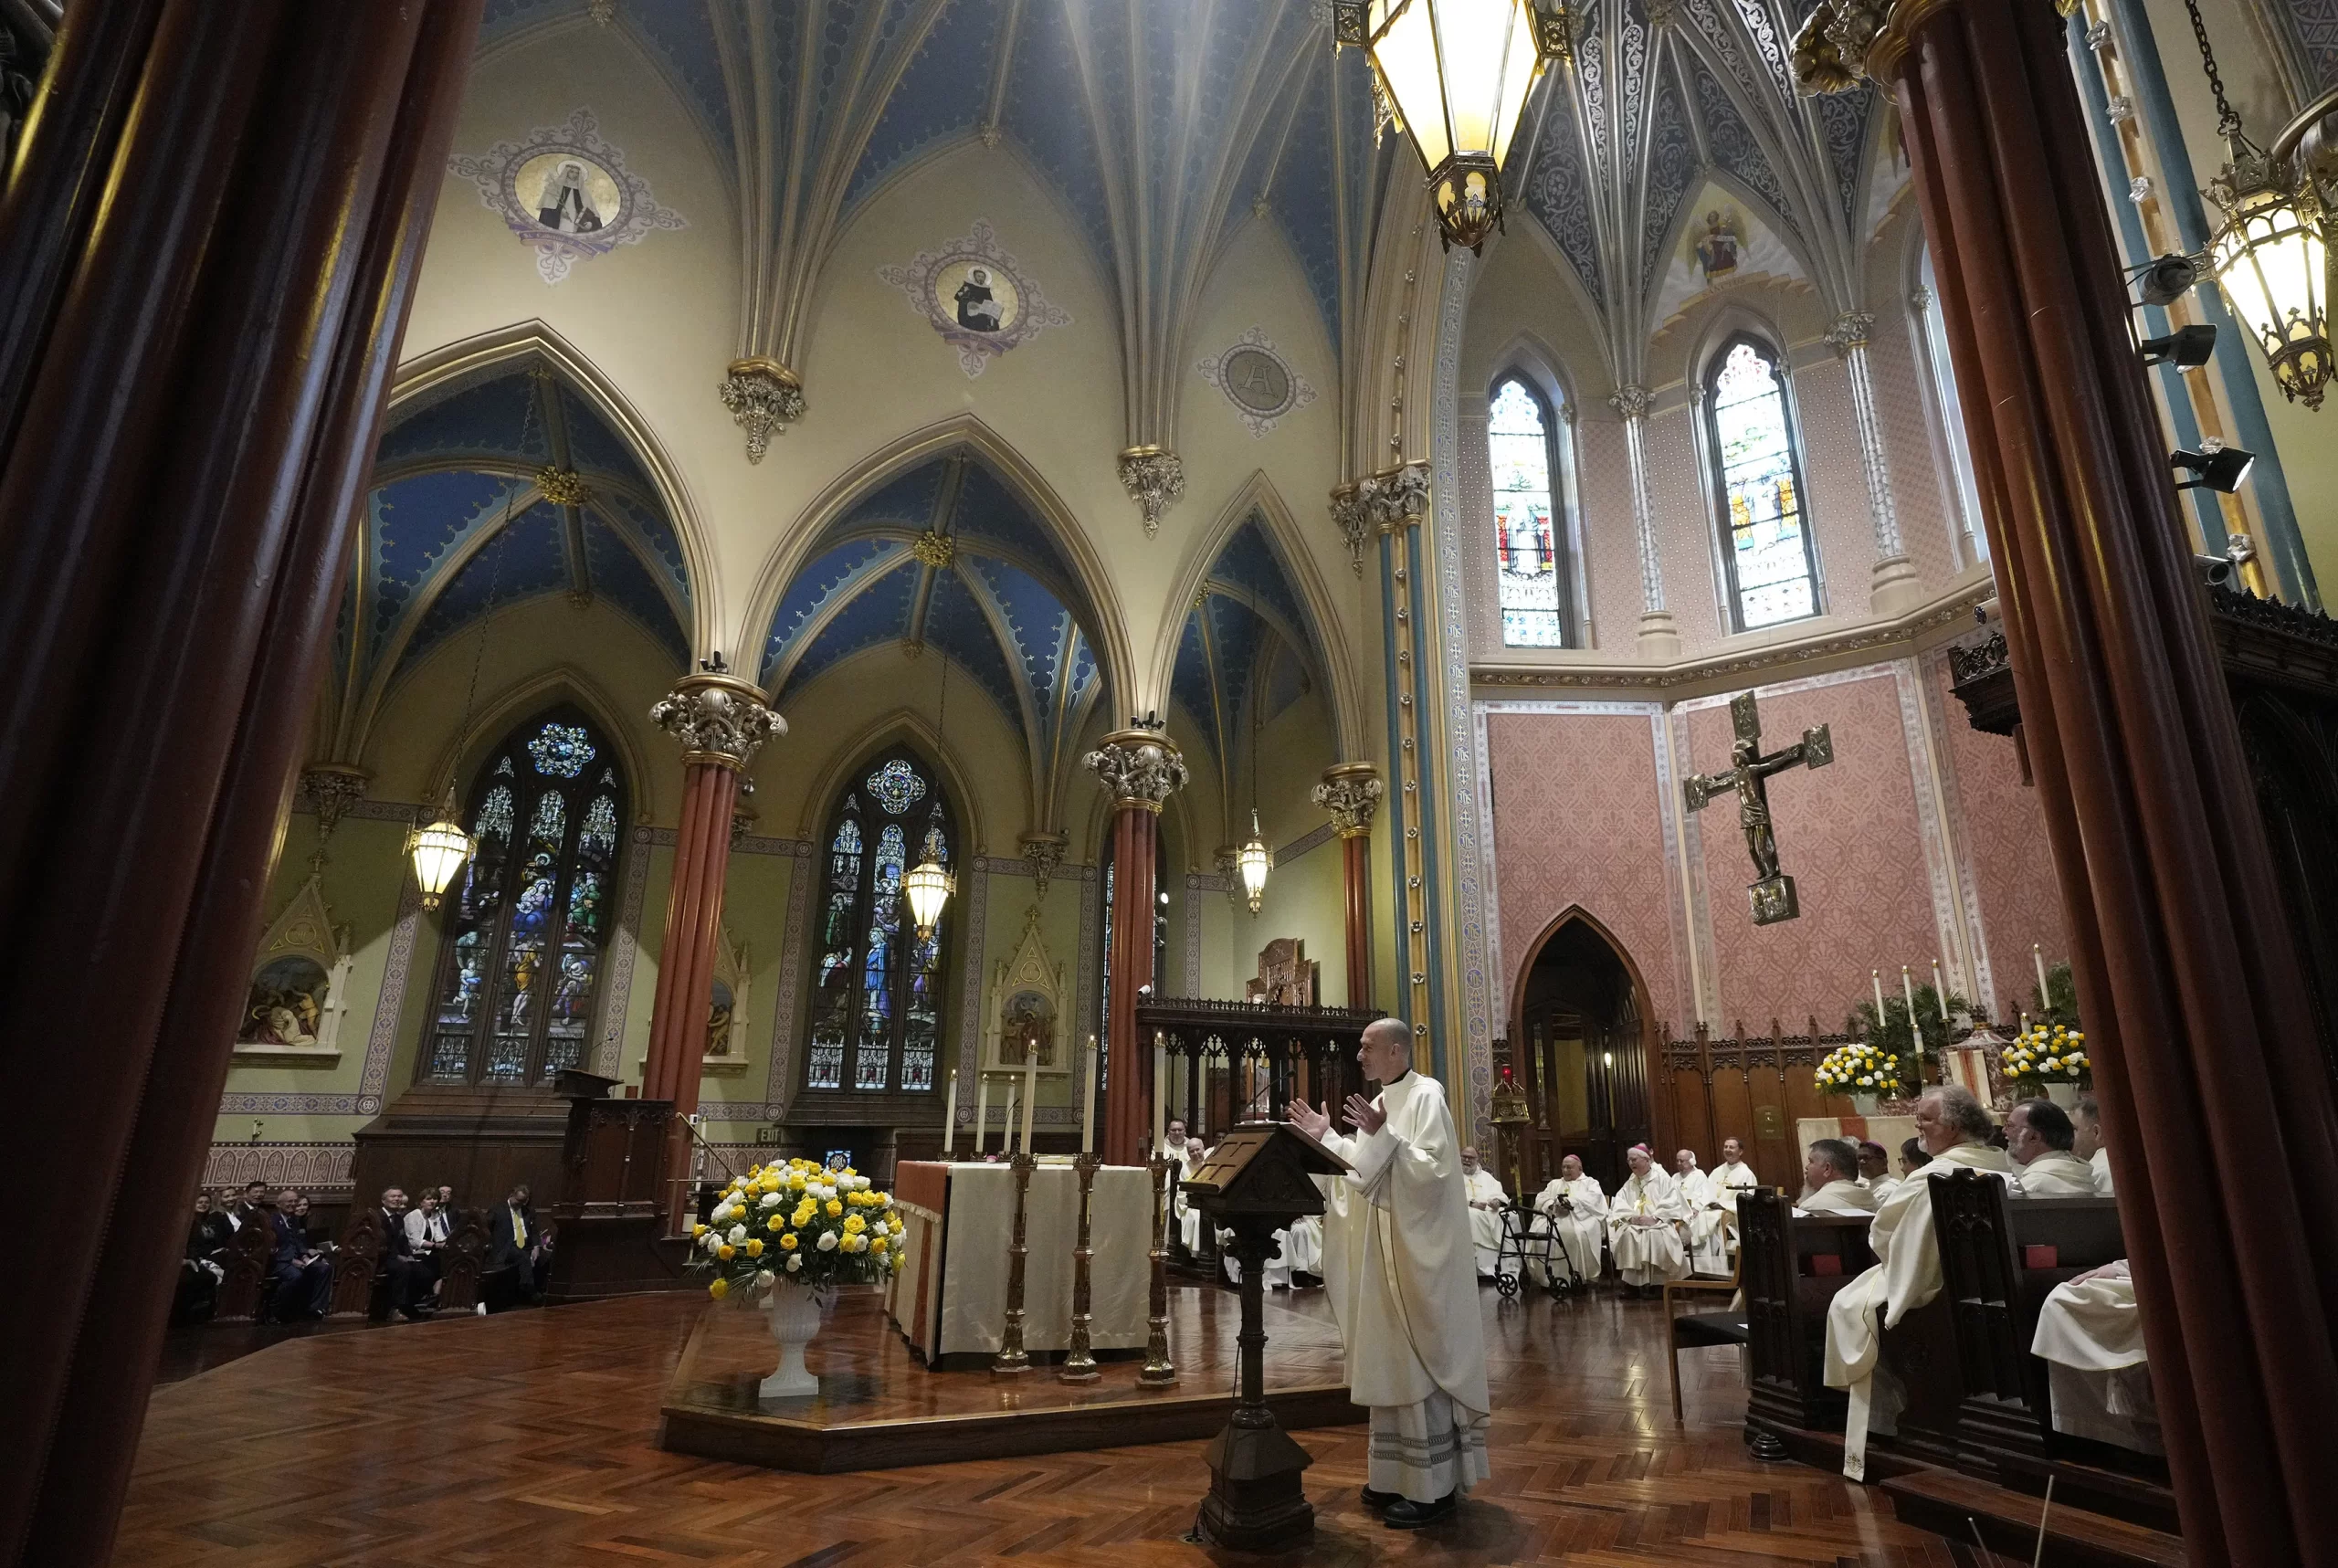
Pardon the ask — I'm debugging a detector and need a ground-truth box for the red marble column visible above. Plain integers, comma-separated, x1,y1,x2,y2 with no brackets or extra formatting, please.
1805,1,2338,1559
1314,763,1384,1010
1087,725,1186,1166
0,5,483,1561
644,674,784,1189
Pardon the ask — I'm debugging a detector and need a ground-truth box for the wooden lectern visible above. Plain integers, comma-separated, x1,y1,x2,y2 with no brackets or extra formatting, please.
542,1070,678,1302
1181,1121,1353,1552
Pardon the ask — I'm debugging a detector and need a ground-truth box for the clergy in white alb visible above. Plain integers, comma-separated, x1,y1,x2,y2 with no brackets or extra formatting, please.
1856,1141,1900,1205
1174,1136,1206,1253
1607,1146,1690,1289
1460,1146,1509,1279
1709,1138,1761,1250
1675,1150,1729,1275
2006,1100,2099,1197
1797,1139,1880,1217
1283,1208,1323,1281
2032,1258,2159,1454
2073,1096,2114,1195
1528,1154,1606,1288
1287,1020,1490,1529
1823,1085,2011,1479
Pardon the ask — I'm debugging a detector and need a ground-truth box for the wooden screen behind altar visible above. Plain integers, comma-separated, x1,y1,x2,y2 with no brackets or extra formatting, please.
420,708,625,1088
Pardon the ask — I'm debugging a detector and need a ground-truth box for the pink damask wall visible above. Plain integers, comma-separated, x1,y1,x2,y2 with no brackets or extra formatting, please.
1688,671,1939,1032
1484,709,1682,1032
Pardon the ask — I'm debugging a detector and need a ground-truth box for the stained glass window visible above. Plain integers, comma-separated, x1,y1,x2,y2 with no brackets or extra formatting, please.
1489,376,1572,647
421,710,625,1088
1916,248,1987,565
804,750,952,1096
1705,336,1821,630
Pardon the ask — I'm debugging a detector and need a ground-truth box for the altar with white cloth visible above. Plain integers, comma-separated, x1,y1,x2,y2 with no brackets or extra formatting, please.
888,1159,1155,1368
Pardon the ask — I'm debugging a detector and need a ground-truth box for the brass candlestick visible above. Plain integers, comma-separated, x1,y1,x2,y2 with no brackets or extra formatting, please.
992,1150,1036,1376
1058,1150,1101,1383
1140,1153,1177,1386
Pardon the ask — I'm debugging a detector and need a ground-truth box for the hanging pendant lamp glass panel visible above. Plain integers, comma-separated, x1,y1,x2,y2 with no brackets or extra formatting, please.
2213,180,2333,406
1361,0,1543,174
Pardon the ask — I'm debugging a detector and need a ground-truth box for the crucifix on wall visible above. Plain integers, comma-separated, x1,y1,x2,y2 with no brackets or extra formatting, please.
1683,691,1833,926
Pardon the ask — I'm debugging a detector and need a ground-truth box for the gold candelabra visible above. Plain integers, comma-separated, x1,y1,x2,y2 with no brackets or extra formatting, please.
992,1150,1036,1376
1058,1151,1101,1382
1140,1152,1177,1385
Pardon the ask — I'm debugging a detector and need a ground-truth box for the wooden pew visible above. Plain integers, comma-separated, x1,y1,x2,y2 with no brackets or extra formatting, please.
328,1205,387,1318
437,1207,492,1313
215,1205,279,1322
1739,1192,1876,1452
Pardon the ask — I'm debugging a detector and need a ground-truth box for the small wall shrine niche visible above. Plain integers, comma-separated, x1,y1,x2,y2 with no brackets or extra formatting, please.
233,877,354,1065
985,905,1069,1073
1244,938,1319,1007
704,927,752,1075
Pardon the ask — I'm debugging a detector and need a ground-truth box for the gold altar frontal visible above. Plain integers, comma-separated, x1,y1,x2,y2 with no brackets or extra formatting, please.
658,1285,1356,1473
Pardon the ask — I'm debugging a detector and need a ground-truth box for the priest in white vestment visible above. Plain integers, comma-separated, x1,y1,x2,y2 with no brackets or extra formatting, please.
1528,1154,1606,1287
1607,1146,1690,1291
2006,1100,2100,1197
2073,1096,2113,1195
1856,1141,1900,1205
1710,1138,1760,1248
1824,1085,2011,1479
2032,1259,2159,1454
1675,1150,1729,1275
1460,1147,1509,1279
1797,1139,1880,1216
1283,1209,1323,1281
1288,1019,1490,1529
1174,1136,1206,1252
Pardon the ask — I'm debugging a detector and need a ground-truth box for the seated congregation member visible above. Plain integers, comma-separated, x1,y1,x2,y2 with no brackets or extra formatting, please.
1857,1141,1898,1204
1460,1146,1508,1279
269,1187,332,1320
375,1188,435,1321
2006,1098,2098,1196
230,1179,269,1231
2031,1258,2158,1454
489,1184,545,1301
1796,1139,1879,1217
404,1188,451,1254
1607,1144,1690,1294
2072,1095,2113,1195
1823,1085,2010,1479
1528,1153,1606,1288
175,1191,232,1323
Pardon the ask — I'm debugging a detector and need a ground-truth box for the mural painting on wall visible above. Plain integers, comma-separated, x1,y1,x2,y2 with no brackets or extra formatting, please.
233,876,354,1062
1198,326,1317,437
449,108,687,284
243,956,331,1048
879,220,1071,378
1694,209,1742,282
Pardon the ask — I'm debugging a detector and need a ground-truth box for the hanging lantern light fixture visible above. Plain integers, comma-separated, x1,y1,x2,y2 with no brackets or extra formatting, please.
2189,0,2333,409
407,789,474,910
1237,810,1272,915
1237,574,1271,915
905,658,955,941
1333,0,1570,253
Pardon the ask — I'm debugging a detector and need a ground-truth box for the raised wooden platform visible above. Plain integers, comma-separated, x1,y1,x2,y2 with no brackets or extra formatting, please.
658,1284,1357,1472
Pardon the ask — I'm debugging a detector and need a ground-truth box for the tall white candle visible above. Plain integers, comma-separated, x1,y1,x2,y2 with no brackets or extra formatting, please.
943,1069,958,1155
1931,958,1946,1002
1901,964,1918,1020
1022,1057,1037,1152
974,1075,990,1155
2034,942,2052,1003
1153,1037,1167,1153
1871,968,1888,1021
1002,1084,1016,1154
1081,1036,1098,1154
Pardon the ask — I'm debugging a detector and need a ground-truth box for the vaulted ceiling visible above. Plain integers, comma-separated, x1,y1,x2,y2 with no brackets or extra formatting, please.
1168,514,1323,833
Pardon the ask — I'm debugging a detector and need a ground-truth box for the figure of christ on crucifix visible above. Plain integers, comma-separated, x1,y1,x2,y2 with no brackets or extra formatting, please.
1683,691,1834,925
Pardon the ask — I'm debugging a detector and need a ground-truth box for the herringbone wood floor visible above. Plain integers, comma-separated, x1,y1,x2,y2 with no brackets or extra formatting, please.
113,1285,1964,1566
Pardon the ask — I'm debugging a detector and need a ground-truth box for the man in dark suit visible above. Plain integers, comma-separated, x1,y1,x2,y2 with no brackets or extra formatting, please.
376,1187,433,1321
489,1184,544,1303
269,1187,332,1320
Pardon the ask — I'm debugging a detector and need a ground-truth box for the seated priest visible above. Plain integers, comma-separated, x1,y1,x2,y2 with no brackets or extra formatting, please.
1286,1018,1490,1530
1857,1141,1899,1204
1221,1226,1293,1290
2006,1099,2099,1197
1528,1153,1606,1289
1607,1145,1690,1294
2072,1095,2113,1195
1460,1146,1509,1280
1678,1148,1739,1275
1159,1117,1189,1172
1796,1139,1879,1217
1710,1137,1759,1244
1824,1085,2011,1479
1283,1205,1324,1286
1175,1136,1206,1254
2032,1258,2159,1454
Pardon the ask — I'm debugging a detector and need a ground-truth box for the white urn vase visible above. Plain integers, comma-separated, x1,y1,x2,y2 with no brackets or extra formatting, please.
760,1283,836,1400
1850,1092,1881,1115
2044,1081,2081,1110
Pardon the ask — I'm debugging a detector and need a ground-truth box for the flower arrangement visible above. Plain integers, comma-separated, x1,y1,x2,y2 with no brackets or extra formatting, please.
2003,1021,2090,1089
1815,1038,1910,1100
689,1157,903,1301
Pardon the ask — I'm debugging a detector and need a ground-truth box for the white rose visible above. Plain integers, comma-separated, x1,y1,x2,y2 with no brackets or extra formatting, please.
785,1253,804,1273
700,1232,721,1252
755,1269,775,1289
817,1230,839,1251
728,1224,747,1244
759,1193,781,1209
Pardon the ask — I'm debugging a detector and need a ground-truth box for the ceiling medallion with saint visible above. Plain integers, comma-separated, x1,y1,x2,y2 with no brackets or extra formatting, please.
878,220,1071,379
1198,327,1315,437
449,108,687,285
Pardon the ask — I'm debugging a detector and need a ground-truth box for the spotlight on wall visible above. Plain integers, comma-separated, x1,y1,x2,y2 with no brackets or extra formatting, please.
2133,251,2202,307
2171,445,2258,492
2140,323,2218,368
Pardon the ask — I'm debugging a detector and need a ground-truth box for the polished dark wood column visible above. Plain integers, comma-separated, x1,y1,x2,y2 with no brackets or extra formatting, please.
1803,2,2338,1561
1086,725,1186,1165
1312,763,1384,1010
0,4,484,1562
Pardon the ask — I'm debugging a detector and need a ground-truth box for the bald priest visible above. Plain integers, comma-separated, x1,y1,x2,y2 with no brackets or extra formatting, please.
1289,1018,1491,1530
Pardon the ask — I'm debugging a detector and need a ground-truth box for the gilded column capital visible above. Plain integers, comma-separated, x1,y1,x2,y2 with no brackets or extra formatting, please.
1359,461,1430,534
298,763,371,842
717,358,806,464
1117,446,1185,535
1607,383,1654,422
650,672,785,772
1330,482,1369,575
1017,830,1068,898
1312,762,1385,837
1824,310,1875,355
1084,723,1188,812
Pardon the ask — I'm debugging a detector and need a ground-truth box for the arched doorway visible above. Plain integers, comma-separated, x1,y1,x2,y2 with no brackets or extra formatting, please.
1512,912,1657,1193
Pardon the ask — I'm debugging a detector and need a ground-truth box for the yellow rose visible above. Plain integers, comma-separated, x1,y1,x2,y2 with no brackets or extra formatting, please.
692,1224,708,1238
827,1199,843,1217
745,1237,764,1258
888,1216,902,1235
717,1244,736,1260
708,1279,729,1300
844,1215,867,1235
779,1232,798,1249
790,1173,807,1191
767,1215,784,1233
872,1237,889,1255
